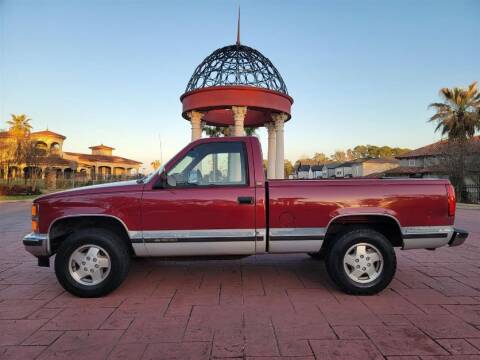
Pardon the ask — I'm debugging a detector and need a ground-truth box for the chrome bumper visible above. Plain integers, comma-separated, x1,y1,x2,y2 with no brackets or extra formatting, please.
23,233,50,257
449,228,469,247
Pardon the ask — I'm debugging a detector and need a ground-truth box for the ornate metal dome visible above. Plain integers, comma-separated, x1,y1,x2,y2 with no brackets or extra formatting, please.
185,44,288,95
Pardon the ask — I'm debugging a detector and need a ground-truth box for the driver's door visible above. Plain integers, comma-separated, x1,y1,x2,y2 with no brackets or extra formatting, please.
140,141,257,256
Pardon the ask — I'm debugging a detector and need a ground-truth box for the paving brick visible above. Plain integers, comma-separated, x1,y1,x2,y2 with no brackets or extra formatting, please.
405,314,480,339
212,327,245,358
42,306,115,330
420,356,480,360
362,325,448,356
397,288,459,305
333,325,367,339
318,299,382,326
443,305,480,326
142,342,211,360
184,305,242,342
37,330,123,360
0,299,46,319
0,284,46,299
244,312,280,357
272,310,336,341
107,343,147,359
361,289,423,315
436,339,480,355
22,330,63,345
0,319,46,345
309,339,384,360
120,315,189,344
0,345,46,360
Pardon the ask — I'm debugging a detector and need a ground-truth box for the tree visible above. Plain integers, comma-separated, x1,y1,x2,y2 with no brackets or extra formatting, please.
7,114,32,139
0,140,16,183
23,140,44,192
330,150,347,162
312,152,329,164
244,127,257,137
429,81,480,139
284,160,294,177
203,126,257,137
150,160,161,171
7,114,32,167
428,81,480,198
203,126,228,137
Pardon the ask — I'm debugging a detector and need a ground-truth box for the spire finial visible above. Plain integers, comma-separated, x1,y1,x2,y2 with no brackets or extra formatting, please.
236,7,241,46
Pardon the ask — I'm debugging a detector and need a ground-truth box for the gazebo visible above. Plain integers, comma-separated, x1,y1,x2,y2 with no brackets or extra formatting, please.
180,38,293,179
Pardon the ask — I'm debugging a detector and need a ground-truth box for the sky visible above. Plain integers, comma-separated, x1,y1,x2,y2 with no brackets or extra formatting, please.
1,0,479,171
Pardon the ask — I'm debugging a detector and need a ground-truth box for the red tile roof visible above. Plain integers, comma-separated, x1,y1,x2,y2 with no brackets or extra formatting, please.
64,152,141,165
0,131,13,139
30,130,66,140
89,144,115,150
384,165,448,175
396,136,480,159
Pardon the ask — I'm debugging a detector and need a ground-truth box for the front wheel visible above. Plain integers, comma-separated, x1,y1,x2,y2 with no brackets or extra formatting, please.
325,228,396,295
54,228,130,297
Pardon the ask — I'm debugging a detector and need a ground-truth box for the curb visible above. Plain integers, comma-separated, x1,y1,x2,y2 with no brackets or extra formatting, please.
457,203,480,210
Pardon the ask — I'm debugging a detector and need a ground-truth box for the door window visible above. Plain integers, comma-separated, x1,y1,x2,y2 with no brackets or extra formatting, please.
167,142,248,187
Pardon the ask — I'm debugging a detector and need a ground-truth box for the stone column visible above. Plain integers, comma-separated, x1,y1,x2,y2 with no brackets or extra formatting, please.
188,111,204,141
272,113,288,179
265,122,276,179
231,106,247,136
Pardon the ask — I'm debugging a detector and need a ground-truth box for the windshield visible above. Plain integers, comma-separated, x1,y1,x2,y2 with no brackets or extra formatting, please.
139,164,165,184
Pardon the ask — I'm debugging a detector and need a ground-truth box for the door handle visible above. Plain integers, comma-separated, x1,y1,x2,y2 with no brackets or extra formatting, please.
237,196,254,205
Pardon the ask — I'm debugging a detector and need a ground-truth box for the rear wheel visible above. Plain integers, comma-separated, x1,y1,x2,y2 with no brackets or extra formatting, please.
325,228,396,295
54,228,130,297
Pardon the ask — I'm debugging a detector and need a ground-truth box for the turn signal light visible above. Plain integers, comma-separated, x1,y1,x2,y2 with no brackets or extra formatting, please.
446,184,456,217
31,219,39,233
31,203,38,217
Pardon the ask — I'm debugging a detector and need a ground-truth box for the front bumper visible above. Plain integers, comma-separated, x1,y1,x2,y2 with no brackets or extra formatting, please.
23,232,50,257
449,228,469,247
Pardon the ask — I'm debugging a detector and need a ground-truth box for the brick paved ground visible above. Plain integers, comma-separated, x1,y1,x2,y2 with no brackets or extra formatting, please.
0,202,480,359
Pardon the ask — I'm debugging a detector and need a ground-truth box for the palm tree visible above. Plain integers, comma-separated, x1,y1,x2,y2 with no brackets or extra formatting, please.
203,126,228,137
203,125,258,137
7,114,32,139
428,81,480,199
428,81,480,139
244,127,257,136
6,114,32,171
150,160,161,171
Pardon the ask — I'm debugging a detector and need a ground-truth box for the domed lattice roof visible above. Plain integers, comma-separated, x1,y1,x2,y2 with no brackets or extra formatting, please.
185,44,288,95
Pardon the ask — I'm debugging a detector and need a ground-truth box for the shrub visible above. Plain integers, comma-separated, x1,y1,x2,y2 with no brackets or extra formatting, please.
0,184,42,196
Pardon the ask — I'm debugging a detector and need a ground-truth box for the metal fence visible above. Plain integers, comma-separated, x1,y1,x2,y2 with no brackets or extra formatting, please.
461,185,480,204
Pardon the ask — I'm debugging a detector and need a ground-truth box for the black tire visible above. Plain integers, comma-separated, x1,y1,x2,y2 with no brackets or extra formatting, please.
54,228,130,297
325,228,396,295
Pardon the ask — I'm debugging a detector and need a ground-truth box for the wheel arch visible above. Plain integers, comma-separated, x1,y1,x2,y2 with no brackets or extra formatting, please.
323,213,403,249
48,214,134,255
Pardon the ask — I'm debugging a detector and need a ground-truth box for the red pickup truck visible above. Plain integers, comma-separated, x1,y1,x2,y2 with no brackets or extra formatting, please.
24,136,468,297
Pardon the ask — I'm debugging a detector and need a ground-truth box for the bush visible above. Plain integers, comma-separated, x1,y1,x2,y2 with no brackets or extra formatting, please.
0,184,42,196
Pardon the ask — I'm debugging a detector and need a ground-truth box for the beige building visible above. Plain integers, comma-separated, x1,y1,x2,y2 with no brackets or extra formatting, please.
351,158,399,178
0,129,141,180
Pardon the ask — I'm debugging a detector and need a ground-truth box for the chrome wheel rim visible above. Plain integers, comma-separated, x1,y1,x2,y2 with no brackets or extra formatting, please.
68,244,111,286
343,242,383,284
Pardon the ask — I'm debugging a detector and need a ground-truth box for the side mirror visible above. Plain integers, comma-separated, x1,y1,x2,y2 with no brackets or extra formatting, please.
154,171,176,189
166,174,177,187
